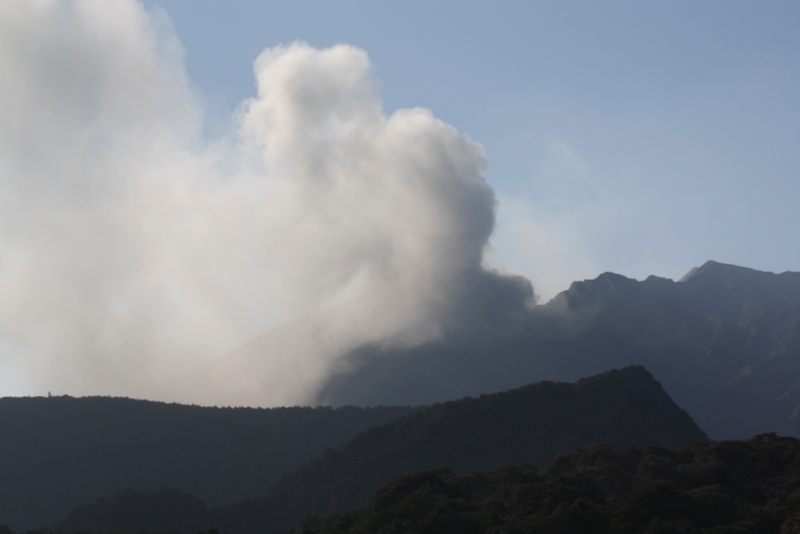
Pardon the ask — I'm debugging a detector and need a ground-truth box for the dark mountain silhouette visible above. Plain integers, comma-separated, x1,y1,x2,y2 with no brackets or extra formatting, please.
6,261,797,533
292,434,800,534
0,396,414,531
57,488,213,534
317,261,800,439
57,366,706,534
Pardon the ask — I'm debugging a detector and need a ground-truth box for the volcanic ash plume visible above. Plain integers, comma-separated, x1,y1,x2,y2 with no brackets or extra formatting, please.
0,0,533,406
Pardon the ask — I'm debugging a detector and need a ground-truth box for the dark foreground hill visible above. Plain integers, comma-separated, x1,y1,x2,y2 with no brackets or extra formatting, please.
58,366,707,534
293,434,800,534
0,396,414,531
317,261,800,440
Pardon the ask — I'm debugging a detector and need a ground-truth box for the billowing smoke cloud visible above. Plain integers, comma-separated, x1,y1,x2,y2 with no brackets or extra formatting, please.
0,0,533,406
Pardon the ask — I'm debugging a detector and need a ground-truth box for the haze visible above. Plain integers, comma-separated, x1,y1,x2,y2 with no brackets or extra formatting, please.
0,1,532,404
0,1,798,405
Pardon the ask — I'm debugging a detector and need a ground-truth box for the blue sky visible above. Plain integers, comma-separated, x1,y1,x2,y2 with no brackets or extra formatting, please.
142,1,800,298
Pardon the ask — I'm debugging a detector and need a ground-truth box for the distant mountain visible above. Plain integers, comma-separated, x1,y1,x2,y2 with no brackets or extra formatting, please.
550,261,800,440
0,396,414,531
58,366,706,534
317,261,800,439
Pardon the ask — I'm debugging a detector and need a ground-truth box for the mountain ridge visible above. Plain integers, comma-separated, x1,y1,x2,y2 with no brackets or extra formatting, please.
56,366,707,534
0,396,415,531
317,261,800,440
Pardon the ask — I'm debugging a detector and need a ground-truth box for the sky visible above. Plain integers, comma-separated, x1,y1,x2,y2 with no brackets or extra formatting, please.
1,1,799,404
140,0,800,294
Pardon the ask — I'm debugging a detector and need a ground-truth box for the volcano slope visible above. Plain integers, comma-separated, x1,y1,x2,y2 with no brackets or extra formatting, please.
317,261,800,440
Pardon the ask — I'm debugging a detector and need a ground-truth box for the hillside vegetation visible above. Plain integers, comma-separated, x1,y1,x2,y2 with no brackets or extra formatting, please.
292,434,800,534
0,396,415,530
55,367,707,534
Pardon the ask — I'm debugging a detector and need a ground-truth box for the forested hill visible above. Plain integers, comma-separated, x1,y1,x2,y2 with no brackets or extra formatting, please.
0,396,415,531
57,366,704,534
218,366,705,534
293,434,800,533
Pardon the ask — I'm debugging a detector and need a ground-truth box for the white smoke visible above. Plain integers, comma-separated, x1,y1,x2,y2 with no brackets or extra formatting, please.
0,0,532,406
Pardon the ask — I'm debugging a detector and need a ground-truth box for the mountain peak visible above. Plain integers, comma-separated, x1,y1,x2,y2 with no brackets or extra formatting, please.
677,261,800,304
679,260,773,283
573,364,655,388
